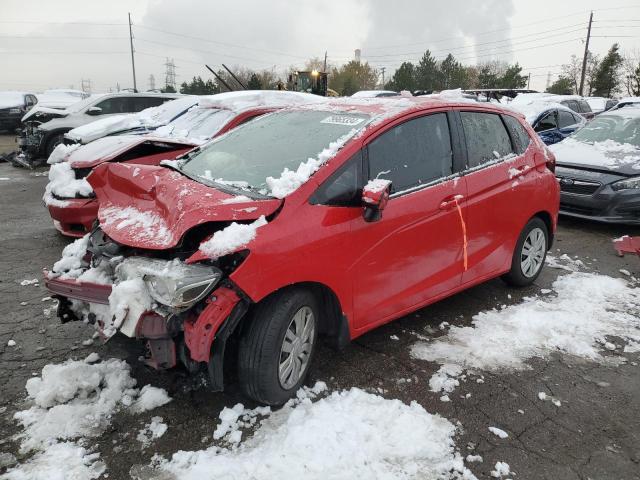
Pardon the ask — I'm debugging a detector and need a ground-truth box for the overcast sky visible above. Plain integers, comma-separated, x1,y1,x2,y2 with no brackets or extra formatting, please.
1,0,639,92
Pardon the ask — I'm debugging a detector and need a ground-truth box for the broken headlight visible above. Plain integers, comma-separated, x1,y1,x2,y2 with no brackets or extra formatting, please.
116,257,222,308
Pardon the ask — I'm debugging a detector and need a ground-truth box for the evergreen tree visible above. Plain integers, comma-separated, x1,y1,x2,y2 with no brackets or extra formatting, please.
477,64,498,89
330,61,378,95
631,63,640,96
592,43,623,97
386,62,417,92
161,85,176,93
247,73,262,90
546,76,574,95
499,63,528,89
415,51,438,91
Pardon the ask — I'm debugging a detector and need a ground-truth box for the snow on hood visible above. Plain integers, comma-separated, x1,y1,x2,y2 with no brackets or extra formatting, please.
66,135,156,168
0,91,28,109
66,96,199,144
43,162,93,207
21,105,68,122
89,163,281,250
36,89,88,109
550,137,640,174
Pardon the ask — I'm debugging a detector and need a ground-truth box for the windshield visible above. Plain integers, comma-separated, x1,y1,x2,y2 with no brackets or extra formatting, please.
154,107,233,142
66,96,101,113
572,114,640,148
178,110,369,194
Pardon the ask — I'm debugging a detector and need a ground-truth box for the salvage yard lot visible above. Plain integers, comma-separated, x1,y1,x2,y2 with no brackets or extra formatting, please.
1,141,640,479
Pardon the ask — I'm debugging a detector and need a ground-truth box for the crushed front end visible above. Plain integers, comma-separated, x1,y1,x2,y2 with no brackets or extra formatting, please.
44,228,248,388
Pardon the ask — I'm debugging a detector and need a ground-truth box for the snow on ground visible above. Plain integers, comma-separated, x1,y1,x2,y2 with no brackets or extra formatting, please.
4,355,171,479
43,162,93,207
137,417,168,449
199,216,267,259
412,272,640,395
153,385,477,480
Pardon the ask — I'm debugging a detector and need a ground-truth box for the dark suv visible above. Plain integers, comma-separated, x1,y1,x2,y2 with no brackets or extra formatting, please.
0,91,37,132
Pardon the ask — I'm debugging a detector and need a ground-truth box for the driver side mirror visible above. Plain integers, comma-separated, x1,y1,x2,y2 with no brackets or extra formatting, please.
87,106,103,116
362,179,392,222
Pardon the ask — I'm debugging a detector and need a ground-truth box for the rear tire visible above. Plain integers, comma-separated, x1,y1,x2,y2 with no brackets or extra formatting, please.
238,288,318,406
502,217,548,287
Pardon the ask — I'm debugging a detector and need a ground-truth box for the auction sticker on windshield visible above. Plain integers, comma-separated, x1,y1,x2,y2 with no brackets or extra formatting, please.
320,115,366,126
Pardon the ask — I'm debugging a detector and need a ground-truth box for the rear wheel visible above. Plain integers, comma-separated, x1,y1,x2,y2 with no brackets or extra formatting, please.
502,217,548,287
238,288,318,405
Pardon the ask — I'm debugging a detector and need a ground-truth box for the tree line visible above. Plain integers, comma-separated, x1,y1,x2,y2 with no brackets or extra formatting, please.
164,43,640,98
547,43,640,97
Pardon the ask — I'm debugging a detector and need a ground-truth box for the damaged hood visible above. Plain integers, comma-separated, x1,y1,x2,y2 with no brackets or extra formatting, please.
68,134,196,169
550,138,640,176
88,163,281,250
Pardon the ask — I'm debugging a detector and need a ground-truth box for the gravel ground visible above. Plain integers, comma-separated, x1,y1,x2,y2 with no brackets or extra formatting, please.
1,142,639,479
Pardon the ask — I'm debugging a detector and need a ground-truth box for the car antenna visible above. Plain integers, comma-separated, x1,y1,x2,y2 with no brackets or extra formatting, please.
222,64,248,90
205,65,234,92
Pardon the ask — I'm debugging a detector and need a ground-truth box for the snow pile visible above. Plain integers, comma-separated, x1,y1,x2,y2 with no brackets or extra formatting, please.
364,178,391,194
137,416,167,448
105,278,153,338
266,129,358,198
199,216,267,259
220,195,252,204
47,143,81,164
6,356,171,479
100,205,174,248
50,235,90,279
413,273,640,394
155,387,476,480
491,461,511,478
213,404,271,445
43,162,93,207
131,385,172,413
1,442,105,480
488,427,509,439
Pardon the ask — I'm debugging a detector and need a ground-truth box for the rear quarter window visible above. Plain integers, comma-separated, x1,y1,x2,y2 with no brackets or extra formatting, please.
578,100,592,113
502,115,531,154
460,112,514,168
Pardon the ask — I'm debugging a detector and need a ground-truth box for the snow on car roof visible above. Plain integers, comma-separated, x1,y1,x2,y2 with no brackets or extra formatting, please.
599,107,640,119
197,90,327,111
0,91,31,108
351,90,399,98
507,98,577,125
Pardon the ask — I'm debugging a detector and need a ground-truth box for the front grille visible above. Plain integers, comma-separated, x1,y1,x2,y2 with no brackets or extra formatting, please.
74,167,92,179
557,178,601,195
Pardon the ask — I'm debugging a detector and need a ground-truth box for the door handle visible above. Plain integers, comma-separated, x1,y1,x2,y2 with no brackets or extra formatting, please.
509,165,531,179
439,195,464,210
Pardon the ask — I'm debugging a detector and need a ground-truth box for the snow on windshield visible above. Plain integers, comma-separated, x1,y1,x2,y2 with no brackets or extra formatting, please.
179,110,370,197
153,107,234,144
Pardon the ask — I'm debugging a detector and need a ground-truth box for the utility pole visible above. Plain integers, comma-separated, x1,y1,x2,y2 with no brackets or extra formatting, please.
546,71,552,90
148,74,155,91
380,67,386,89
527,72,531,89
323,51,327,72
579,11,593,96
128,12,137,92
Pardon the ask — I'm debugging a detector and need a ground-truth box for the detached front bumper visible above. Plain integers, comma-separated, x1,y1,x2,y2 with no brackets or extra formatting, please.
47,198,98,237
44,270,244,378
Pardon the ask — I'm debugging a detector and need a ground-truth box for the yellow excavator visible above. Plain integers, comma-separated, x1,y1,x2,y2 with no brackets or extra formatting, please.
285,70,339,97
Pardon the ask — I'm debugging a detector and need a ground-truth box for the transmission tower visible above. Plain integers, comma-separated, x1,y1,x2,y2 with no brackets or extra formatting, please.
164,58,177,91
148,74,156,91
80,78,92,93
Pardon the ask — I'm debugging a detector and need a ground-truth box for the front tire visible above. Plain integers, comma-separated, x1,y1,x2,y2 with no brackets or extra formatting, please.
238,288,318,405
45,133,65,158
502,217,548,287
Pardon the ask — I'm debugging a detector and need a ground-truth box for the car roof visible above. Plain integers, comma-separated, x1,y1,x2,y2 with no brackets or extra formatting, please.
195,90,327,112
507,99,579,125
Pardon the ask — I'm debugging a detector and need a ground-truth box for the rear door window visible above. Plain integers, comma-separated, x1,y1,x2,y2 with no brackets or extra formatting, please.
578,100,592,113
460,112,514,168
367,113,453,194
95,97,132,114
535,112,557,132
558,110,578,128
132,96,167,111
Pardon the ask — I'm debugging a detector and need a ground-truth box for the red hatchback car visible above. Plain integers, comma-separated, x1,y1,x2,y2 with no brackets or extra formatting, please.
45,97,559,405
44,91,323,237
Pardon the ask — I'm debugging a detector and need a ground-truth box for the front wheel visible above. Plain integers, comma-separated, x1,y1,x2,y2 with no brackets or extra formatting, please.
45,133,65,158
502,217,548,287
238,289,318,405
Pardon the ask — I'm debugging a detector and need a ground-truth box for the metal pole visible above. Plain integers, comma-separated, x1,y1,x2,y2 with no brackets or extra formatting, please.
579,11,593,96
128,13,137,92
527,72,531,89
205,65,234,92
222,64,248,90
323,51,327,72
